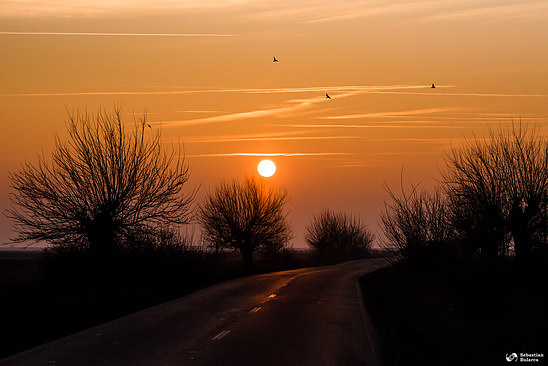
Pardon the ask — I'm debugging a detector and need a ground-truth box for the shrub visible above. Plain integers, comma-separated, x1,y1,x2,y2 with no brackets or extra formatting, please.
305,209,373,258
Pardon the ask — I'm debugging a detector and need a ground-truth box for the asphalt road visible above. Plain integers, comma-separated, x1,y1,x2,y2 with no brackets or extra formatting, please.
1,258,388,366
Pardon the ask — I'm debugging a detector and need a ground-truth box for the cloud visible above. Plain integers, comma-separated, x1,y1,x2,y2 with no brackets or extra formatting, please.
160,84,429,127
4,0,545,26
0,31,232,37
249,0,548,25
187,152,353,158
322,107,454,120
167,130,339,143
412,1,548,24
282,123,460,129
176,110,222,114
0,0,250,17
184,135,357,143
162,95,326,127
164,105,308,127
333,162,379,168
306,1,442,24
0,90,208,97
237,84,428,94
0,84,428,99
367,90,548,98
0,84,427,98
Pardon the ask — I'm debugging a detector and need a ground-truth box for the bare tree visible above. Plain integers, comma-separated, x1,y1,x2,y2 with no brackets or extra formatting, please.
7,108,194,255
198,177,292,267
305,209,373,257
381,182,455,263
443,123,547,260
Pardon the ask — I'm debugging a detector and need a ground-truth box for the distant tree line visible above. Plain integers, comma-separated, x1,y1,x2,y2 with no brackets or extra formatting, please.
381,124,547,265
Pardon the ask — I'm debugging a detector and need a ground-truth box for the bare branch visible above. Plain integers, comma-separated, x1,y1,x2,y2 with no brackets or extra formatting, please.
7,108,195,254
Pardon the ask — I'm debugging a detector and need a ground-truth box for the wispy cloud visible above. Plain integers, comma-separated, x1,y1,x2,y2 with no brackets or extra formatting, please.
412,1,548,24
367,90,548,98
184,135,357,143
163,105,308,127
162,95,328,127
4,0,545,26
322,107,454,120
369,137,458,144
0,84,428,98
282,123,461,129
0,90,206,97
334,162,379,168
238,85,429,94
251,0,548,25
187,152,354,158
160,85,429,127
306,1,443,24
176,110,221,114
0,0,249,17
167,130,346,143
0,31,232,37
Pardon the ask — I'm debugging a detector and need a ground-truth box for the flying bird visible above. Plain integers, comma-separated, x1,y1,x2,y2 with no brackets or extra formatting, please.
325,93,331,99
273,57,278,62
431,83,436,88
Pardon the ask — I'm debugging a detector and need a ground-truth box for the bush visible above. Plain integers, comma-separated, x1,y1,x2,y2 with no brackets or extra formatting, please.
305,209,373,258
381,184,456,265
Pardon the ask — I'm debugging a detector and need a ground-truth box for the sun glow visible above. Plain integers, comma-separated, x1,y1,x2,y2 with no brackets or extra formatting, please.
257,159,276,177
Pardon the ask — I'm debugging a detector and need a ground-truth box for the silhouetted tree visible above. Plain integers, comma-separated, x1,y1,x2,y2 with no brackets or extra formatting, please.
7,108,194,256
198,177,292,267
305,209,373,258
381,183,455,264
443,123,547,261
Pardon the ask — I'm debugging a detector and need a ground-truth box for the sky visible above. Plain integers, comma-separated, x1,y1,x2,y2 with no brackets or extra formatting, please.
1,0,548,248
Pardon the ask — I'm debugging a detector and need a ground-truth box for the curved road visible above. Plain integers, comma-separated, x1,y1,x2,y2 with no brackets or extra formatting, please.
1,258,387,366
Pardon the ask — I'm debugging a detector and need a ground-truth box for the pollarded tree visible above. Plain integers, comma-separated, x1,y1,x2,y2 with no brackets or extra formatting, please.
198,177,292,267
443,123,547,260
306,209,373,258
7,108,194,255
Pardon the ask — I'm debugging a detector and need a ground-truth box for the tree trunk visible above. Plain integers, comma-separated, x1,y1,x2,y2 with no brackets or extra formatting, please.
86,212,116,259
240,246,254,269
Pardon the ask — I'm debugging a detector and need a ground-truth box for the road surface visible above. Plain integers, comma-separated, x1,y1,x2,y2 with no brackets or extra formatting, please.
1,258,388,366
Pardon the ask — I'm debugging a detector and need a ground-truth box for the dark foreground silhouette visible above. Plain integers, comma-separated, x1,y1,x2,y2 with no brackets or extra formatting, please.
1,258,387,366
0,248,374,360
361,260,548,366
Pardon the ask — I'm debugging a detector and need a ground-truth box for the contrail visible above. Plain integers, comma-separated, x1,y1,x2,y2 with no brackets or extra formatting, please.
0,32,233,37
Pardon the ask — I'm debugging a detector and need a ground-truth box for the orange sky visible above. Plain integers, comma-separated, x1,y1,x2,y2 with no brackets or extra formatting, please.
1,0,547,248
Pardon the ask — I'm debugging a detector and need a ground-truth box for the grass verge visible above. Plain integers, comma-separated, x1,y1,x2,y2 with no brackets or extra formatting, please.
360,260,548,366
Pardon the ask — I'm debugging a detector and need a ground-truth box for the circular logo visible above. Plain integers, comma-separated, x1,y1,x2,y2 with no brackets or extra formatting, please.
506,353,518,362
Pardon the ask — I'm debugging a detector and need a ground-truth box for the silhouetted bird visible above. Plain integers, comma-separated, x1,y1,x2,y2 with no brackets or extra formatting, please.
325,93,331,99
431,83,436,88
273,57,278,62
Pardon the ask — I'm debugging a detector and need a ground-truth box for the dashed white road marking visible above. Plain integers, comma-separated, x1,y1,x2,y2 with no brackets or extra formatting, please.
268,294,277,299
249,306,262,313
211,330,231,341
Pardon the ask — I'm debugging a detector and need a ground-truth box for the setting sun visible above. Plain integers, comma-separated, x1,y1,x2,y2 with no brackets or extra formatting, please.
257,160,276,177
